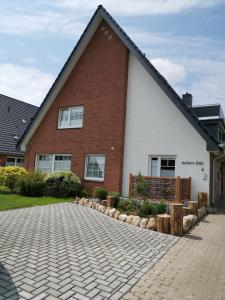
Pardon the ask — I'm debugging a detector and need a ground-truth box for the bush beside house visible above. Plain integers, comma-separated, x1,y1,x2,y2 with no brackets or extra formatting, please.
45,172,81,197
0,166,83,198
17,172,45,197
0,166,28,191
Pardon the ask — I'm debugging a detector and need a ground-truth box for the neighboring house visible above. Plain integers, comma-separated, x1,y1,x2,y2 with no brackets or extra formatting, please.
0,94,38,167
18,5,225,205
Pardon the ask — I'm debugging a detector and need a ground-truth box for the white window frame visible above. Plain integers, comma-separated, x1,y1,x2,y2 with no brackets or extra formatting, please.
58,106,84,129
6,156,25,166
148,155,176,177
84,154,105,182
35,154,71,173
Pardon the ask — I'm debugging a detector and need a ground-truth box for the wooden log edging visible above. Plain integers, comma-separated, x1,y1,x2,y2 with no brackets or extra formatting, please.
198,192,208,209
170,204,183,236
74,191,208,236
183,207,191,216
188,201,198,215
156,214,170,234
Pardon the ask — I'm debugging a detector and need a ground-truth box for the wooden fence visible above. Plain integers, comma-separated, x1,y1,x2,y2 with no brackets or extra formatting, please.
128,173,191,203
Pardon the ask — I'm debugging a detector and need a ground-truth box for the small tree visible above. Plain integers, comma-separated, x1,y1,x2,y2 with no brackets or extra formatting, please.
133,173,149,199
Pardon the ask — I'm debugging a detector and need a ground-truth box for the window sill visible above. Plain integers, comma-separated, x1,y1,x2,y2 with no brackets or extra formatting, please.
58,126,83,129
84,178,104,183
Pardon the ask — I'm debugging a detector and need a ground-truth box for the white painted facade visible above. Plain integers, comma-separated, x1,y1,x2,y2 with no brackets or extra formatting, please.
122,53,210,200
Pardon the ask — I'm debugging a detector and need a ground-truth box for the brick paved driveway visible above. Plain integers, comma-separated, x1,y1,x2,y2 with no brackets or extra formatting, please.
0,203,178,300
122,211,225,300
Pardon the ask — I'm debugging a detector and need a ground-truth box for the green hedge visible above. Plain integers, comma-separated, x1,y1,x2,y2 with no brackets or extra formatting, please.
0,167,83,198
44,171,81,197
17,172,45,197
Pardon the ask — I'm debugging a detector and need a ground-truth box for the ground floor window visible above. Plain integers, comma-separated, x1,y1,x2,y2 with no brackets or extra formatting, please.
149,155,176,177
36,154,71,173
6,157,25,167
84,154,105,181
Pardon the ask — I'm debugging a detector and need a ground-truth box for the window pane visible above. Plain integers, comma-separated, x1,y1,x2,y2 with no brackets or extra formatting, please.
151,158,158,176
70,107,84,127
168,160,175,166
59,109,69,127
161,159,168,166
85,155,105,180
160,168,175,177
36,154,53,173
6,157,16,166
54,155,71,172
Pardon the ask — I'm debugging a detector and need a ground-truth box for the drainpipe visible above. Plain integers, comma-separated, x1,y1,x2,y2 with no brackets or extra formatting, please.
212,145,225,204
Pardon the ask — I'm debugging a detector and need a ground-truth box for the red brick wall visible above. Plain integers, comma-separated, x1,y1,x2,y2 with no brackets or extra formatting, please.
25,20,129,194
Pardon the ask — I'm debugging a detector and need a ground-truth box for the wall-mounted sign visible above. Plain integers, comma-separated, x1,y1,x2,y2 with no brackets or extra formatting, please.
182,161,204,166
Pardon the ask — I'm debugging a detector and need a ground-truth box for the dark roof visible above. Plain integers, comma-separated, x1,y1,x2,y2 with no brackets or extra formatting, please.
0,94,38,155
18,5,220,151
192,104,224,119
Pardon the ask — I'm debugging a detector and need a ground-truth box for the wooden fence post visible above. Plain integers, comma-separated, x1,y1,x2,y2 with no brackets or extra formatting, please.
170,203,183,236
128,173,133,198
107,196,114,208
175,176,181,203
188,177,192,201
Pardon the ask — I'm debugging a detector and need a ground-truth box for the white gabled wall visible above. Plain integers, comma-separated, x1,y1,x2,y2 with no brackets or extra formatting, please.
122,53,210,200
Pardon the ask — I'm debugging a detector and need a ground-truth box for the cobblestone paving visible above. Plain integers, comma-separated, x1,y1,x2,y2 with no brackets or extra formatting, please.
122,212,225,300
0,203,178,300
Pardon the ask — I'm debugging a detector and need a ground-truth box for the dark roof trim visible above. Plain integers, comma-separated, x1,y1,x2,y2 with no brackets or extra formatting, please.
0,151,24,157
18,5,219,151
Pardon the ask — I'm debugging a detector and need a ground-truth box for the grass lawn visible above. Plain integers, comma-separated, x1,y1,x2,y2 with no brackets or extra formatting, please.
0,194,73,211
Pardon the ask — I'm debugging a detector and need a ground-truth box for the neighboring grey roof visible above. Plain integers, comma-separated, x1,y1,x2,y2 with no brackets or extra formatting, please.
18,5,220,151
0,94,38,155
192,104,224,119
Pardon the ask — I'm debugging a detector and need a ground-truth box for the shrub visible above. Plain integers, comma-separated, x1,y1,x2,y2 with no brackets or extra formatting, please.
78,187,87,198
139,200,153,217
95,188,107,200
17,172,45,197
0,185,11,194
139,201,167,217
44,171,81,197
130,199,142,210
0,166,28,191
109,191,120,208
119,199,132,211
152,202,167,215
133,173,149,199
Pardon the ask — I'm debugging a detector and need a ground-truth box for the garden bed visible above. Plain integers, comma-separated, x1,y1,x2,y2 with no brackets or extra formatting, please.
116,198,167,218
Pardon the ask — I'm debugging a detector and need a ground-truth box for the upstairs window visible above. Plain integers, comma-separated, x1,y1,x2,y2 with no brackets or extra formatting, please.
58,106,84,129
149,156,176,177
36,154,71,173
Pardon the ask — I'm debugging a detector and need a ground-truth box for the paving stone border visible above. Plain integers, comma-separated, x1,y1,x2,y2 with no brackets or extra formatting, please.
76,198,158,232
0,203,178,300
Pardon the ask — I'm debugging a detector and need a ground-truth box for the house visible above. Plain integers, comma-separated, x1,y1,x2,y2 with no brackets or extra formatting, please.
0,94,38,167
18,5,225,205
